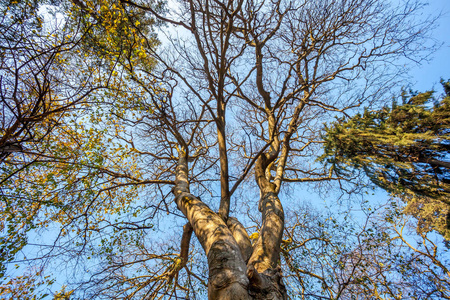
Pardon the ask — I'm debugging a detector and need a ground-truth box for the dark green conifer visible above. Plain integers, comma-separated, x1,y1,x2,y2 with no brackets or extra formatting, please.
321,80,450,239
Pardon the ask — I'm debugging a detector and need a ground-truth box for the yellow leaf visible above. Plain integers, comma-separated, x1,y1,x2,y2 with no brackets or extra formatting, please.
249,232,259,240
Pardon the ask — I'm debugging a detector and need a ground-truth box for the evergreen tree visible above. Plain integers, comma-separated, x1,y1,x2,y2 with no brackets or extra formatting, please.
321,80,450,239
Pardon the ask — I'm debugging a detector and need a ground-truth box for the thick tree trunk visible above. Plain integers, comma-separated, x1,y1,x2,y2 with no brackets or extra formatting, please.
173,155,287,299
245,193,285,298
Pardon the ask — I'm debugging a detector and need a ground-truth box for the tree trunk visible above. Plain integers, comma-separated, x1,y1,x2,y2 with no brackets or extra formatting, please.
173,155,287,299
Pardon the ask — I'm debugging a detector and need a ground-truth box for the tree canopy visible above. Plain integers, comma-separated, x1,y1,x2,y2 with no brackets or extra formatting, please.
321,81,450,239
0,0,159,279
1,0,449,299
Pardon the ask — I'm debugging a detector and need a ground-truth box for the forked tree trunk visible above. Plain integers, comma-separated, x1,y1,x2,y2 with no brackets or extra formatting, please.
173,155,286,299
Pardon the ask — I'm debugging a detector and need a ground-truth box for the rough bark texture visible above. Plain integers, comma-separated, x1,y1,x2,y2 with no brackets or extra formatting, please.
247,155,287,299
173,155,287,299
174,155,249,299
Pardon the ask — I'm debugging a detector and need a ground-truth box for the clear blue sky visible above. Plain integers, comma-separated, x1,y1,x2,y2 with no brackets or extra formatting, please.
411,0,450,91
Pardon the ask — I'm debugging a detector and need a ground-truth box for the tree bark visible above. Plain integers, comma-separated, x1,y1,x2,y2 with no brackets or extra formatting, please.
173,155,287,299
247,155,287,299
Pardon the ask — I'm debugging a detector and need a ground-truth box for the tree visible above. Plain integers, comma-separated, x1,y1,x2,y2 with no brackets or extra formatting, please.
0,0,159,164
281,199,450,299
0,0,90,277
1,0,92,162
321,81,450,239
0,0,159,279
2,0,445,299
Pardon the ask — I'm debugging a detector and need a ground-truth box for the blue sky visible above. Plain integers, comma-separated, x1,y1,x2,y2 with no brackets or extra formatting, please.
410,0,450,91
